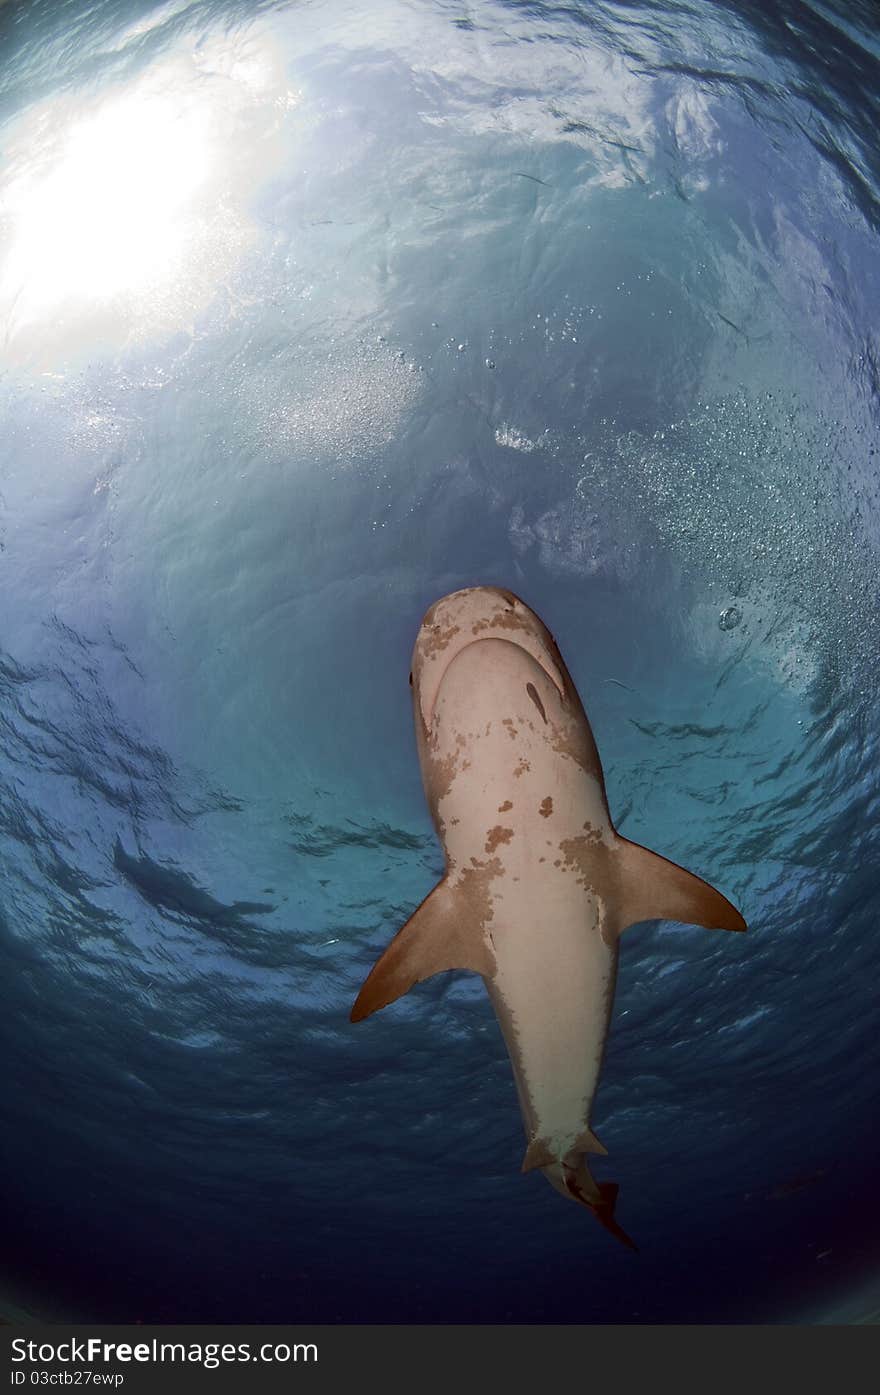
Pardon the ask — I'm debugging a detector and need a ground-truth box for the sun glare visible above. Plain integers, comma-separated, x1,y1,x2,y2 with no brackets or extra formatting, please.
1,92,212,320
0,28,298,362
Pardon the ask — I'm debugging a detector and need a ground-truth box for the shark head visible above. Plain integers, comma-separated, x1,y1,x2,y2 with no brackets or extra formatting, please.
410,586,567,734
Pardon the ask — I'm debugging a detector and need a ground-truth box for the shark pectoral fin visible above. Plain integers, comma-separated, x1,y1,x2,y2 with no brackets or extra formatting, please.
615,837,747,934
350,879,494,1023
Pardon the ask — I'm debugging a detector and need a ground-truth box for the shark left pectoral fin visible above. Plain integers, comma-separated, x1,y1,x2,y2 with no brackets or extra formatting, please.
350,878,494,1023
615,837,747,935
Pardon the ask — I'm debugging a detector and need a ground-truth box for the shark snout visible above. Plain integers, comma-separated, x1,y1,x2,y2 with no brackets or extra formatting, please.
412,587,566,731
421,585,519,631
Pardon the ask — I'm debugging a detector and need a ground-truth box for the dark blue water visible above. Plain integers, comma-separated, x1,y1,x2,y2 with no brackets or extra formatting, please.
1,0,878,1324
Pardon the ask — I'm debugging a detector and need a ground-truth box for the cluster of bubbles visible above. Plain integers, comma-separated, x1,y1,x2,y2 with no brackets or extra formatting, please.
587,391,879,696
502,383,877,702
229,336,425,470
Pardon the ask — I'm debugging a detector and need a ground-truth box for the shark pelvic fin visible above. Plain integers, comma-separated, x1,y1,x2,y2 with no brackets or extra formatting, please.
350,878,494,1023
614,837,747,935
522,1139,555,1173
522,1126,607,1174
572,1126,608,1157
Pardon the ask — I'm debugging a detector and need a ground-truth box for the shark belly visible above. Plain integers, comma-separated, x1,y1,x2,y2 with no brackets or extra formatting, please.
423,640,620,1162
486,883,618,1163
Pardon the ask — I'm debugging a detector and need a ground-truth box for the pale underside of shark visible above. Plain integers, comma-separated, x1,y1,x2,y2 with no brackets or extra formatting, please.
351,586,746,1248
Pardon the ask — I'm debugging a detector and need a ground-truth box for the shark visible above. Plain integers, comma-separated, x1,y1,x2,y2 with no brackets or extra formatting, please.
350,586,746,1248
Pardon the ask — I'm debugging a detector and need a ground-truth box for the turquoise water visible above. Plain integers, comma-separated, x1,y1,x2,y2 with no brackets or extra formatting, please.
0,0,878,1323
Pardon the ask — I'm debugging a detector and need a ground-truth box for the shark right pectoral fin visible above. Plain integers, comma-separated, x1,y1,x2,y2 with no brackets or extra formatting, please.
350,878,494,1023
615,837,747,935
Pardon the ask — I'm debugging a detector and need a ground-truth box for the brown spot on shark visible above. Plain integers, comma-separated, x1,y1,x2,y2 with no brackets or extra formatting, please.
558,834,618,941
351,586,748,1252
485,825,514,854
426,749,460,801
454,855,504,933
560,832,606,878
471,607,528,636
422,622,461,658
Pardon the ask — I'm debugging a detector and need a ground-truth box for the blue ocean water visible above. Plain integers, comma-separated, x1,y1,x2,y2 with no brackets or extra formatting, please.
0,0,878,1324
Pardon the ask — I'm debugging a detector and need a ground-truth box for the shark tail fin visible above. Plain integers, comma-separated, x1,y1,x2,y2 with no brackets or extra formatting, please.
615,837,746,935
592,1182,639,1253
350,878,494,1023
562,1165,638,1252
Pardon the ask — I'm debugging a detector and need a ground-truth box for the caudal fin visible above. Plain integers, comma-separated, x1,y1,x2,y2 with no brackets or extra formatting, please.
591,1181,639,1253
562,1166,638,1252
